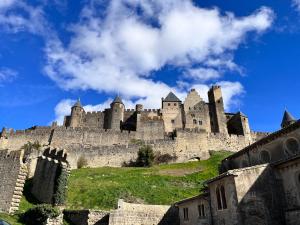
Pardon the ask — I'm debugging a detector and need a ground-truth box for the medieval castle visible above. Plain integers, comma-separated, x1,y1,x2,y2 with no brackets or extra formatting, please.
0,86,268,170
63,86,251,137
4,85,294,225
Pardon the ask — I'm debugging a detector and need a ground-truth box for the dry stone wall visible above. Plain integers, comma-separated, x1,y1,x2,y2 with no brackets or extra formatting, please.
0,150,27,213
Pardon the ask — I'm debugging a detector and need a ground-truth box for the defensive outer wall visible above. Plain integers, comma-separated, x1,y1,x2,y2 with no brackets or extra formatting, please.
0,126,268,169
0,150,27,213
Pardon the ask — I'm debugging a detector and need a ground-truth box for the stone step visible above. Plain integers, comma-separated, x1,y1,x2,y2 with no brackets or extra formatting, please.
12,194,22,200
11,198,21,203
9,207,19,213
15,186,23,191
16,179,25,184
10,202,20,207
18,174,27,180
13,190,23,195
15,183,25,188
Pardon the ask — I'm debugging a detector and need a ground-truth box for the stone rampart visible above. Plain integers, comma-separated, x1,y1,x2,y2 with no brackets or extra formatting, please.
108,200,179,225
31,148,70,204
49,127,137,149
0,150,27,213
0,126,52,150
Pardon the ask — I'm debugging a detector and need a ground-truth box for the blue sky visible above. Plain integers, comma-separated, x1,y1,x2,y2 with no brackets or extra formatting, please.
0,0,300,132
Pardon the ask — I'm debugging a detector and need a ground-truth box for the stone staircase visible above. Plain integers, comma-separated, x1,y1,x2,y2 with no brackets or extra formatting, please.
9,163,28,213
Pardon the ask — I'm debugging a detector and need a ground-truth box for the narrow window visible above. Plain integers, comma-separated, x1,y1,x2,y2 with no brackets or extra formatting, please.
199,121,203,125
220,185,227,209
216,187,222,210
183,208,189,221
168,103,171,106
174,103,177,106
171,119,175,124
193,119,197,124
198,204,205,218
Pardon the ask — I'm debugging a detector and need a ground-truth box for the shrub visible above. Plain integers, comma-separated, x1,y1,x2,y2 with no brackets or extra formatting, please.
136,145,154,167
21,204,60,225
53,166,69,205
154,153,177,164
77,156,88,169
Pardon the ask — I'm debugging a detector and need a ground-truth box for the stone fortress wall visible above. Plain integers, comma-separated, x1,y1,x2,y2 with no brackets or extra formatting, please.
31,147,70,204
0,86,270,170
0,125,268,169
0,150,27,213
0,125,269,170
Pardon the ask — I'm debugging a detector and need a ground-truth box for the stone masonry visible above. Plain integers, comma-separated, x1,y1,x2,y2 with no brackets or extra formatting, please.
0,149,27,213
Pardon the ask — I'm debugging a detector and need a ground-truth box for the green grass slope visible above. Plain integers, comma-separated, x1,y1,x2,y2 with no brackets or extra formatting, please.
66,151,231,210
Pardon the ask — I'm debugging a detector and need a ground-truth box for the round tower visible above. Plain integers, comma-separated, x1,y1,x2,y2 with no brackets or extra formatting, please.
110,96,125,130
69,99,84,128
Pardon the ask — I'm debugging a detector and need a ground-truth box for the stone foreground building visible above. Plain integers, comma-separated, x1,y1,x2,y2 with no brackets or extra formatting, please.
175,111,300,225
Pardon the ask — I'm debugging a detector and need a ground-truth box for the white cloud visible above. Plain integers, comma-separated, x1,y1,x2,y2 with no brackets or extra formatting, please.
43,1,273,112
292,0,300,12
0,0,15,9
0,1,46,33
0,67,17,83
185,68,221,82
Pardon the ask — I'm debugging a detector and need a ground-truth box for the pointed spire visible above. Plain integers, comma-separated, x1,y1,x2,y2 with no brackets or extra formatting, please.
281,110,296,128
73,98,82,108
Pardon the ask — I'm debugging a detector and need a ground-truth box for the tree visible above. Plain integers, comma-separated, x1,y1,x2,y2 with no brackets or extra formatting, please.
136,145,154,167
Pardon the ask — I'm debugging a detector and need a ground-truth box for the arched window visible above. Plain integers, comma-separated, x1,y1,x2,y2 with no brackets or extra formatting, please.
193,119,197,124
285,138,300,156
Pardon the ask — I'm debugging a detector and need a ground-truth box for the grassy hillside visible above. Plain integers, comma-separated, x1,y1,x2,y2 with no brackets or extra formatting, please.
0,151,231,224
66,151,231,210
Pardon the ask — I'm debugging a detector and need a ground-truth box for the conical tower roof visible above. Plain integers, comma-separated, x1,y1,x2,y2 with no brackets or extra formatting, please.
112,95,124,105
281,110,296,128
237,111,247,117
73,98,82,108
163,92,181,102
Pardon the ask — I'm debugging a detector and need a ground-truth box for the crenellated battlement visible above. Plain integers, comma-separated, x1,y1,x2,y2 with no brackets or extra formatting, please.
85,111,103,116
125,109,135,112
42,147,68,162
0,149,23,160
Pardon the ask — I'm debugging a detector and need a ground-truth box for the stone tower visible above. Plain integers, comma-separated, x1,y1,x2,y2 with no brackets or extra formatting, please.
208,86,228,134
227,112,251,136
69,99,84,128
281,110,297,128
184,89,210,132
110,96,125,130
161,92,183,133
